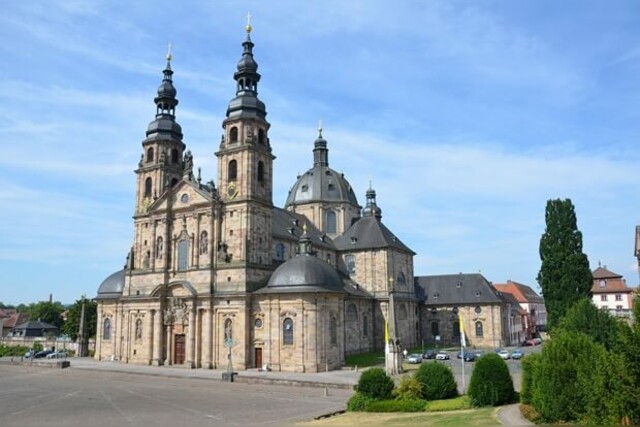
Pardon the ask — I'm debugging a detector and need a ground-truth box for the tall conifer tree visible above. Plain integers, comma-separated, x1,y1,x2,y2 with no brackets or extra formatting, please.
537,199,592,330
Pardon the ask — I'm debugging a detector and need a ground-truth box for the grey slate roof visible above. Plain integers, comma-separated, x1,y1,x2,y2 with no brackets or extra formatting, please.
415,273,503,305
272,207,336,250
11,320,59,337
334,216,415,254
285,166,359,207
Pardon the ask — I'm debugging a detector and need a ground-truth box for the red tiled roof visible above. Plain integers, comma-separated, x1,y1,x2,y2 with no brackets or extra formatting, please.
592,266,623,279
591,266,633,294
2,313,29,328
494,281,544,304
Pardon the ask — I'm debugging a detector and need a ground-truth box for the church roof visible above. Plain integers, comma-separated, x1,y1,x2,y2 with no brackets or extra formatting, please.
96,269,126,299
285,130,359,208
257,254,344,294
272,207,335,250
415,273,503,305
334,216,414,254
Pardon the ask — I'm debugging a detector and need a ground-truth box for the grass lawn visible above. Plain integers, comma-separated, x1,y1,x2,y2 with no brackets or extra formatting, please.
299,407,498,425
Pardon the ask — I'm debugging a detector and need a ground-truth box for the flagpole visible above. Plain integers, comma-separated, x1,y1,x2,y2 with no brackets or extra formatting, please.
459,313,466,394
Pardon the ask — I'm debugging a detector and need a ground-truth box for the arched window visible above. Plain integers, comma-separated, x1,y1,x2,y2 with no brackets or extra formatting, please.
275,243,285,261
224,319,233,343
228,160,237,181
346,303,358,321
398,303,408,320
330,317,337,345
229,126,238,143
171,149,179,164
258,129,265,145
147,147,154,163
257,161,264,182
135,318,143,341
178,239,188,271
475,321,484,337
345,254,355,275
103,318,111,340
199,231,208,255
156,236,163,259
453,321,460,338
144,177,152,198
325,210,337,234
283,318,293,345
431,321,439,337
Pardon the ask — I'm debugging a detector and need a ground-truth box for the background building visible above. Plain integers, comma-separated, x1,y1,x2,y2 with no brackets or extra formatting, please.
590,265,635,318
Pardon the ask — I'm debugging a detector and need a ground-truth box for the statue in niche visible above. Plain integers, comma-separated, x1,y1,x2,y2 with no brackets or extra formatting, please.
135,319,143,341
143,251,150,269
156,237,163,259
200,231,208,255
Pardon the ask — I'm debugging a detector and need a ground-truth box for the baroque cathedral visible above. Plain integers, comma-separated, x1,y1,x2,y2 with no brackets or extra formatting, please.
95,23,418,372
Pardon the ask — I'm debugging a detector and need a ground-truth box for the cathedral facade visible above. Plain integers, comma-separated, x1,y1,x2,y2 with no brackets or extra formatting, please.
95,25,417,372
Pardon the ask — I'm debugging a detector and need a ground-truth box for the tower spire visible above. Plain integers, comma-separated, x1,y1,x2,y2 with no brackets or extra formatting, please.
313,122,329,167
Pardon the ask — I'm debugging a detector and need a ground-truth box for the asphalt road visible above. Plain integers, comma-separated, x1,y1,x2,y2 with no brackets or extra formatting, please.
0,365,351,427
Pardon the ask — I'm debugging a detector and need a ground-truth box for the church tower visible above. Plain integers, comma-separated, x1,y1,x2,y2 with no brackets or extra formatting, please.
134,48,185,216
215,19,274,291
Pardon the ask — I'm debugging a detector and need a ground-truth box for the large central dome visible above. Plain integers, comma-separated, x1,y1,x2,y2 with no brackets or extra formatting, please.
285,130,359,208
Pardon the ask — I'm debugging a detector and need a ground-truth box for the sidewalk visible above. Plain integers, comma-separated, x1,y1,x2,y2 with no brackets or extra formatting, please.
1,356,359,389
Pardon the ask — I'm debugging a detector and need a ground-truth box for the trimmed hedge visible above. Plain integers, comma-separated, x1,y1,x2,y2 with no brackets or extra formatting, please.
346,392,375,412
520,353,540,405
355,368,394,400
414,362,458,401
366,399,427,413
468,353,515,407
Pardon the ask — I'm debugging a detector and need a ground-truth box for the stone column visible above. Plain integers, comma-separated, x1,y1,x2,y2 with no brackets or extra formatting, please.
153,309,164,365
187,307,196,368
146,310,154,365
202,308,212,369
95,305,102,360
165,326,172,365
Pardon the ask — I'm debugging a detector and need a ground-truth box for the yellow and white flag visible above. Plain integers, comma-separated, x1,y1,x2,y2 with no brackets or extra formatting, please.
384,320,390,354
459,313,466,348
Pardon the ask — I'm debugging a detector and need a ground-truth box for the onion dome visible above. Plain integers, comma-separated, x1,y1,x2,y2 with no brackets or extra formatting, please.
145,47,183,142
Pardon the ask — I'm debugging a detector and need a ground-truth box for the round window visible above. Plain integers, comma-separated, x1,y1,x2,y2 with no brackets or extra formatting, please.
475,306,482,314
254,318,263,328
180,193,189,203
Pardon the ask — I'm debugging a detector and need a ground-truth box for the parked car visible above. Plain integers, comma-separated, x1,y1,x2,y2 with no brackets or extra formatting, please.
456,350,464,359
406,353,422,364
435,351,450,360
463,352,477,362
33,350,54,359
497,349,511,360
422,349,436,359
511,349,524,360
46,351,68,359
24,350,36,358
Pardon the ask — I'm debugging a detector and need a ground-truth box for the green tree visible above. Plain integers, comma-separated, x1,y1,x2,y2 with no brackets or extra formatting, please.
26,301,65,329
537,199,592,330
61,297,97,341
413,362,458,401
558,298,620,350
355,368,394,400
467,353,515,407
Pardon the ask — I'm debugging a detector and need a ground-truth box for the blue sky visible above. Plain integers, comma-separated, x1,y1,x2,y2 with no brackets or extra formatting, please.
1,1,639,305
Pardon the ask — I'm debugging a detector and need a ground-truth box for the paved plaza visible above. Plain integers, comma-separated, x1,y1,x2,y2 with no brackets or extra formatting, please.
0,363,352,427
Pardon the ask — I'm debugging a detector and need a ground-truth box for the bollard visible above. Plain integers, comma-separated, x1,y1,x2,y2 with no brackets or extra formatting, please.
324,387,328,397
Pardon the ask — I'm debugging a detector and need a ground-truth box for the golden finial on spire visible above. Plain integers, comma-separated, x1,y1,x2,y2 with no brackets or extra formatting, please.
318,119,323,138
245,11,252,33
166,42,172,62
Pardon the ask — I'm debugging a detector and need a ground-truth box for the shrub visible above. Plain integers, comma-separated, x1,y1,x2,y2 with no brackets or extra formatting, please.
413,362,458,401
392,375,423,401
356,368,394,400
520,353,540,405
468,353,515,407
531,330,606,423
366,399,426,413
425,395,471,412
346,392,375,412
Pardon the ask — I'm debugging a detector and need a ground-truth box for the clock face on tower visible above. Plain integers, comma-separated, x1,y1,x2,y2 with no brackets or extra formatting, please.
226,182,238,200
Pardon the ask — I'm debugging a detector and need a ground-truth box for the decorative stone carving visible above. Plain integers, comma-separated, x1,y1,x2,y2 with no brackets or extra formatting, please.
164,298,189,326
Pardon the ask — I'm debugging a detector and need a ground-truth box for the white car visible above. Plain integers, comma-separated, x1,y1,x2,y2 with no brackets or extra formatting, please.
435,351,450,360
497,350,510,360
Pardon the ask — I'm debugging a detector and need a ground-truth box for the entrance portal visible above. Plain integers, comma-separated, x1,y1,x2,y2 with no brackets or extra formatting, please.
174,334,185,365
254,347,262,368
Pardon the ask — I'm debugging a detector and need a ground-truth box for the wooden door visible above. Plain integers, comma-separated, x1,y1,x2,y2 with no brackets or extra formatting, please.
174,334,186,365
254,347,262,368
